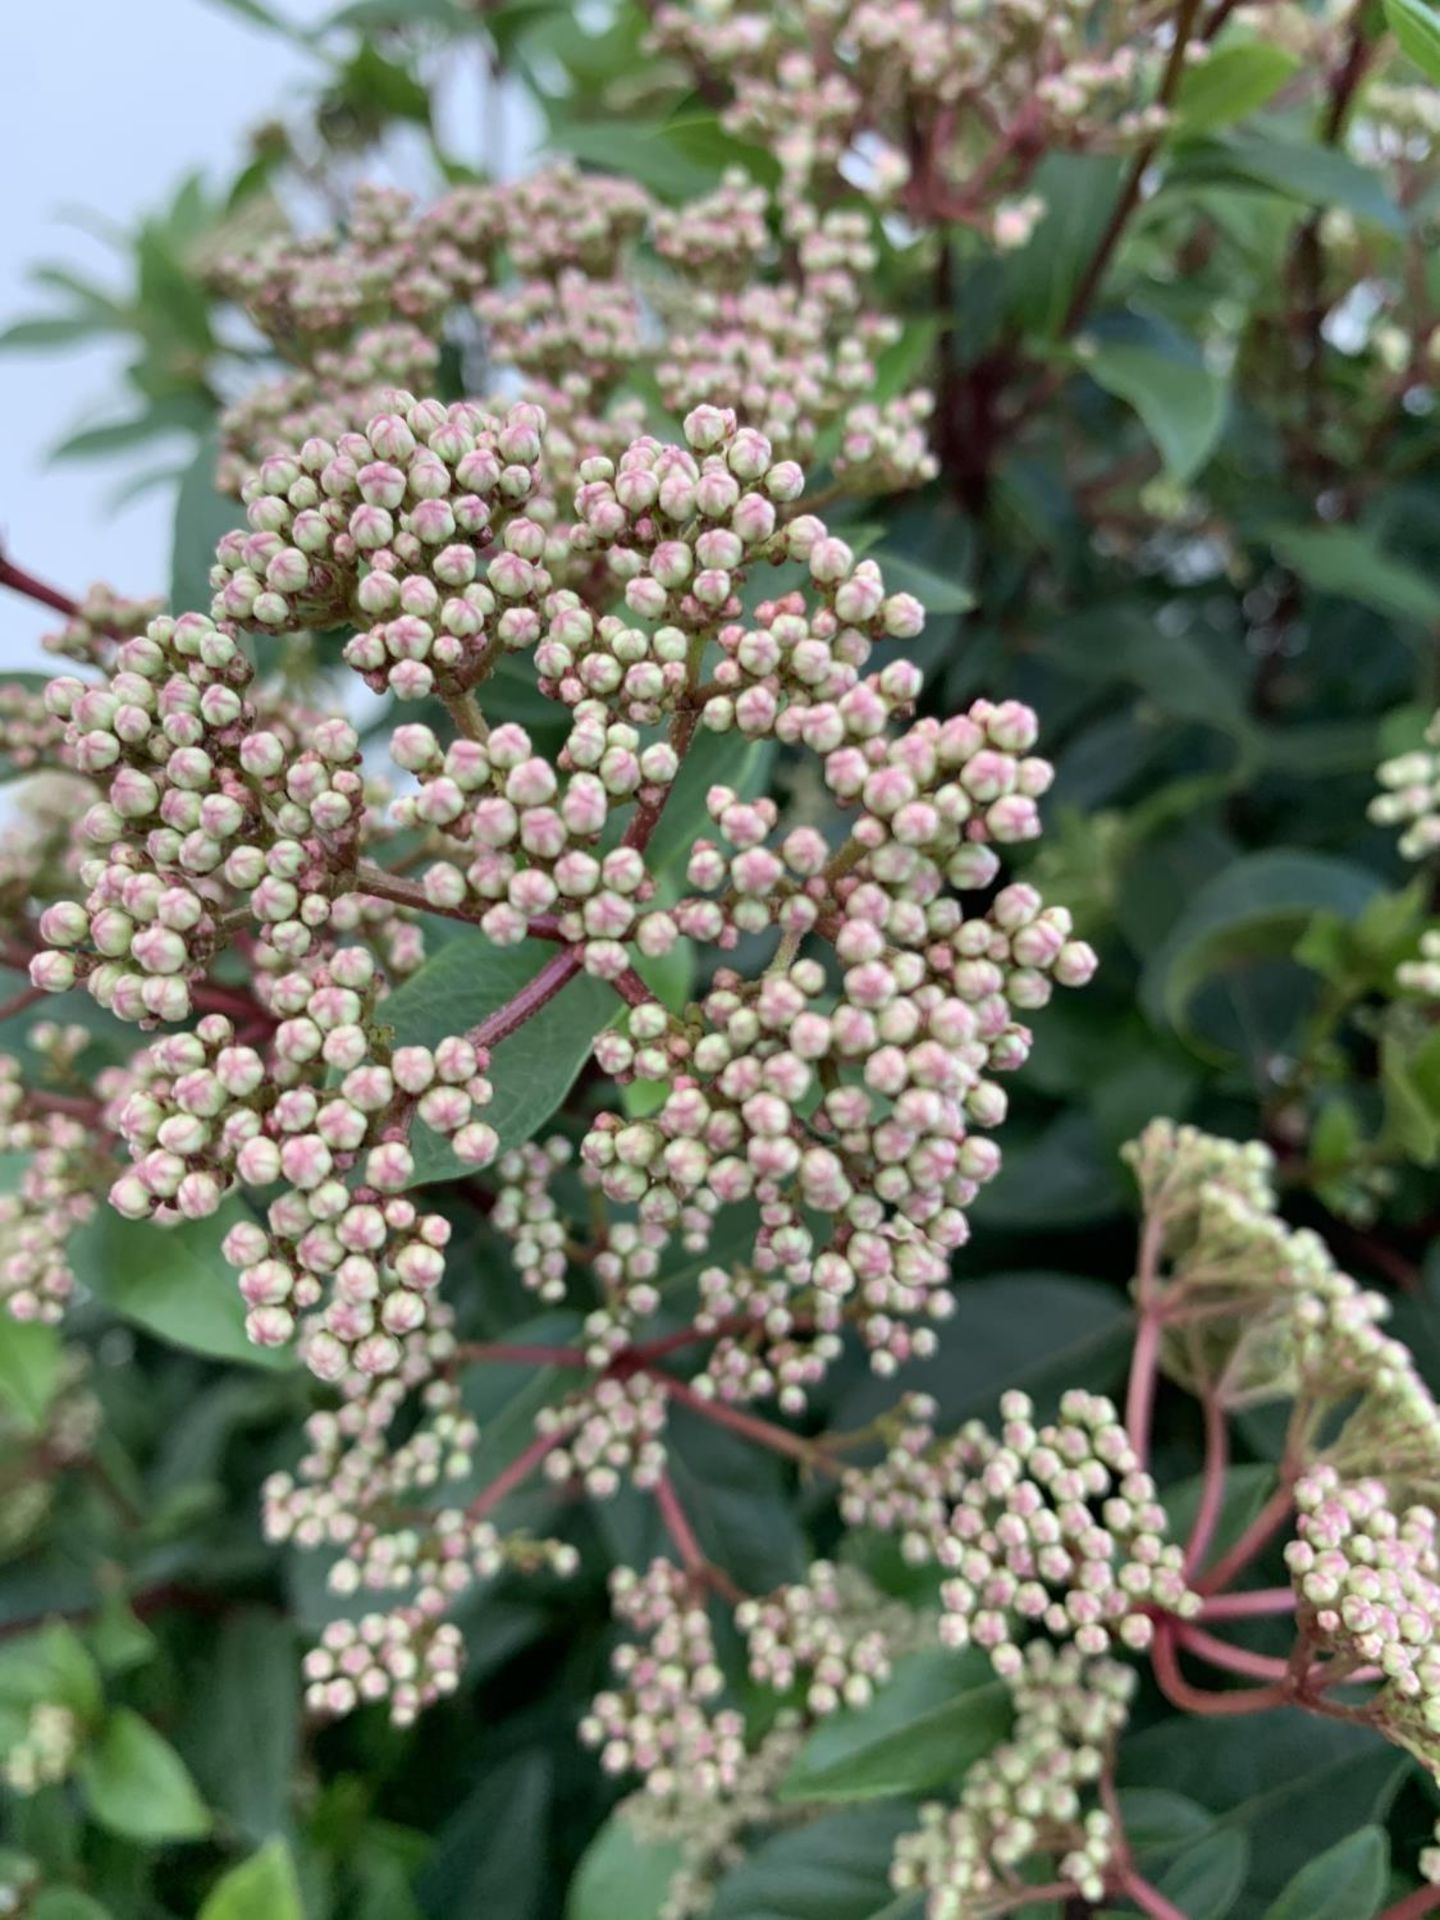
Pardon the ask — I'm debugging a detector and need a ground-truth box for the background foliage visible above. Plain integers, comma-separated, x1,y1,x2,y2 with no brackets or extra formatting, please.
5,0,1440,1914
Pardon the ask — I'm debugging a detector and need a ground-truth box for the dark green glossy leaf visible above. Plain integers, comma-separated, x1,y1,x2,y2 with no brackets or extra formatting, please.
709,1802,918,1920
781,1649,1010,1804
1160,1829,1249,1920
1266,525,1440,625
71,1203,294,1370
1081,337,1228,482
182,1612,298,1842
1259,1826,1387,1920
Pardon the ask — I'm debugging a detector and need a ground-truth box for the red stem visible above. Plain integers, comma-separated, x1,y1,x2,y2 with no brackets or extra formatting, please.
0,555,80,622
467,1424,571,1522
453,1341,589,1369
470,946,584,1050
0,982,48,1025
654,1372,840,1474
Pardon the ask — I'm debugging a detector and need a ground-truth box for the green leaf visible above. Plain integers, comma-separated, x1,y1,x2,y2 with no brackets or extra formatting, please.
172,429,245,618
30,1894,114,1920
0,1318,63,1433
972,1112,1130,1228
182,1613,298,1842
198,1840,304,1920
1140,851,1383,1058
1266,525,1440,625
78,1709,211,1843
567,1815,682,1920
870,550,975,615
1001,151,1127,335
415,1751,551,1917
197,0,302,34
1260,1826,1388,1920
1380,1024,1440,1165
1080,337,1228,482
0,316,118,351
51,396,210,464
324,0,469,25
1118,1788,1216,1855
709,1803,918,1920
382,936,616,1183
0,1624,102,1725
1386,0,1440,80
836,1273,1130,1435
334,42,433,125
1170,132,1404,231
1173,42,1299,134
1160,1829,1249,1920
71,1203,294,1370
1164,1464,1278,1575
781,1649,1010,1803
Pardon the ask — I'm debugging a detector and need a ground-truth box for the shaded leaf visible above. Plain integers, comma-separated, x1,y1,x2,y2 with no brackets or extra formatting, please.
1173,42,1299,134
1266,525,1440,625
781,1649,1010,1803
198,1840,304,1920
709,1802,918,1920
567,1815,681,1920
1259,1826,1387,1920
1160,1829,1250,1920
1081,337,1228,482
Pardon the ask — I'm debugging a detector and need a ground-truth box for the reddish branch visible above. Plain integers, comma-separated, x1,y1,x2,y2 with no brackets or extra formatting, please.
1060,0,1207,336
0,554,80,623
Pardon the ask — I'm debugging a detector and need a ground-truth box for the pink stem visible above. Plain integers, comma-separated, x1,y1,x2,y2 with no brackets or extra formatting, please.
1196,1485,1295,1595
611,966,660,1010
654,1472,708,1573
1151,1622,1288,1716
467,1424,570,1522
1125,1308,1162,1467
1183,1390,1229,1577
1121,1867,1190,1920
1176,1623,1293,1683
1198,1586,1294,1620
1380,1887,1440,1920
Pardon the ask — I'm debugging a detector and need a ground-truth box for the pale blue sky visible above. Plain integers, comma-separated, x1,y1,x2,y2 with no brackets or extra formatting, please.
0,0,535,669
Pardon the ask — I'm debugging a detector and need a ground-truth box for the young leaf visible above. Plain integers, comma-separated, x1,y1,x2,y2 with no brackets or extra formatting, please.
198,1840,304,1920
1259,1826,1388,1920
1266,524,1440,625
1386,0,1440,80
1173,42,1298,134
78,1709,211,1843
781,1649,1010,1803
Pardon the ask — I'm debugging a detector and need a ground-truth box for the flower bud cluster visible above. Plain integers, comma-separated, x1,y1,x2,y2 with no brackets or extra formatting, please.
623,1718,807,1920
933,1390,1194,1672
301,1609,464,1728
266,1307,578,1720
211,158,935,508
539,1370,671,1498
1287,1466,1440,1776
0,1041,124,1322
1,1703,81,1796
39,582,161,667
0,680,69,775
1372,709,1440,860
647,0,1172,232
1399,927,1440,998
580,1560,746,1802
1122,1122,1440,1497
736,1561,894,1714
890,1643,1134,1915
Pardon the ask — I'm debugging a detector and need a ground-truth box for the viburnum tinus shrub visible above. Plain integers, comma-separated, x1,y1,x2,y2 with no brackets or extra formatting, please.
6,0,1440,1915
